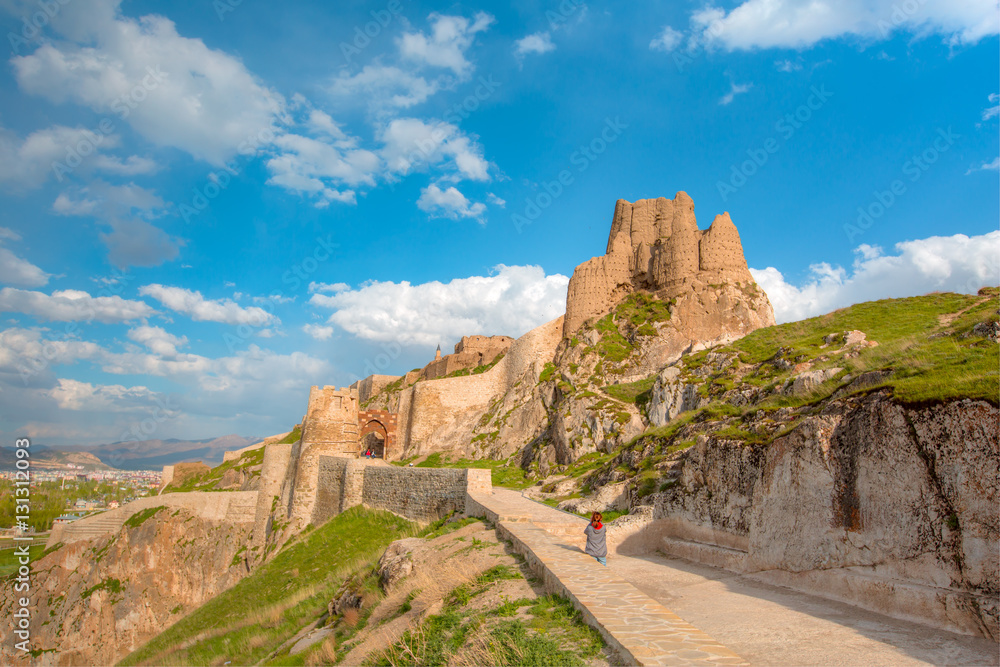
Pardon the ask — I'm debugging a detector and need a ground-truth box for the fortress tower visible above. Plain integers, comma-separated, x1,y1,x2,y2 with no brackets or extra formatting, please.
563,192,766,336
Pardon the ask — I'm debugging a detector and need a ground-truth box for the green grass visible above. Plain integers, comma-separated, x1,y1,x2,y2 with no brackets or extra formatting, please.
723,291,998,404
162,446,266,494
81,577,121,600
274,425,301,444
123,506,165,530
539,362,557,383
0,543,45,577
119,507,416,667
602,374,657,409
414,454,533,489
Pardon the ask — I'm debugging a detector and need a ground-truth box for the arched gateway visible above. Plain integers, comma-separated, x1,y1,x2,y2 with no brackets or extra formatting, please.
358,410,398,459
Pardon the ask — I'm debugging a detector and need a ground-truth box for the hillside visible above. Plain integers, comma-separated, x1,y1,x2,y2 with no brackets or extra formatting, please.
0,445,113,472
119,508,609,666
82,434,261,469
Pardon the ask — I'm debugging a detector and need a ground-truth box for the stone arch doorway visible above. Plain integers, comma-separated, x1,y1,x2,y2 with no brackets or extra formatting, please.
359,420,388,458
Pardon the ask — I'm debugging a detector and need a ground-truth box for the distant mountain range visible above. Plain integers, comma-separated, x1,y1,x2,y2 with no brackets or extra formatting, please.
0,435,261,472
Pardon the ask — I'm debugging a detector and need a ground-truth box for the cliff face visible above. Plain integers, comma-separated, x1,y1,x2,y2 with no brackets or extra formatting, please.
563,193,774,337
0,508,252,666
618,394,998,639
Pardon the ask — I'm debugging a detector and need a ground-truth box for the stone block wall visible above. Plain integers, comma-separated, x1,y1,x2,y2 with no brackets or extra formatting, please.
360,466,477,523
252,442,293,548
351,374,402,405
308,457,494,525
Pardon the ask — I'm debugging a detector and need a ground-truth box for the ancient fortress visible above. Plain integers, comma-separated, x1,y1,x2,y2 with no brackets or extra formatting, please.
565,193,757,334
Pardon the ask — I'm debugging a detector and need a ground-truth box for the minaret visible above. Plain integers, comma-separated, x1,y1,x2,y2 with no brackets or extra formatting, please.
434,344,441,361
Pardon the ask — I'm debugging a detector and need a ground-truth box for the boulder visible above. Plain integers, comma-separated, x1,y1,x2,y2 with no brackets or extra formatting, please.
376,538,423,591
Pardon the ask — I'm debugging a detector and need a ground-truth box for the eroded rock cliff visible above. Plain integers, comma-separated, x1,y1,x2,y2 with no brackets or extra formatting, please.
0,507,252,666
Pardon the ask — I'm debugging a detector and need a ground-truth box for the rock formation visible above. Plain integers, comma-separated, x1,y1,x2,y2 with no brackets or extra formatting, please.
563,193,774,337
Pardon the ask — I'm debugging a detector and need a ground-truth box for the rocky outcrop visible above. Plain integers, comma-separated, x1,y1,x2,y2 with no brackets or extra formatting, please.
0,508,252,666
640,394,999,639
563,193,774,337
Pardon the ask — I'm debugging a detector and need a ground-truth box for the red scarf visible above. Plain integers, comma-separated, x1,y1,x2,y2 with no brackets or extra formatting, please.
593,521,603,530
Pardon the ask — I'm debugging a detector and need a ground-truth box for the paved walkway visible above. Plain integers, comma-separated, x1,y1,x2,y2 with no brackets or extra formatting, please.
468,489,747,666
468,489,999,667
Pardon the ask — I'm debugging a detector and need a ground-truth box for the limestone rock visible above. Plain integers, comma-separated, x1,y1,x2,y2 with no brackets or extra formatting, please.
559,482,630,514
377,538,423,591
648,367,703,426
786,368,842,396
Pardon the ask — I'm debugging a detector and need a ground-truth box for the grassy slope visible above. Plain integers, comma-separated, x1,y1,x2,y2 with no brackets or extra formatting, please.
723,289,998,404
119,507,416,666
162,446,266,493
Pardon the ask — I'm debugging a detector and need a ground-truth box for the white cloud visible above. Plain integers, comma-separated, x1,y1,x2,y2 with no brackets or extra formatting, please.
0,287,157,322
138,284,278,326
487,192,506,207
751,231,1000,323
689,0,999,50
397,12,494,76
417,184,486,221
966,157,1000,174
48,378,167,412
983,93,999,121
0,228,50,287
720,81,753,105
379,117,490,182
649,26,683,52
0,124,122,189
775,58,803,72
329,65,439,111
127,325,187,356
309,264,569,346
90,154,158,176
309,282,350,294
266,132,380,207
515,31,556,57
302,323,335,341
12,0,285,165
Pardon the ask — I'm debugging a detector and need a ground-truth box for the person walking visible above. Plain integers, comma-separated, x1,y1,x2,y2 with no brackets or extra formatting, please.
584,511,607,566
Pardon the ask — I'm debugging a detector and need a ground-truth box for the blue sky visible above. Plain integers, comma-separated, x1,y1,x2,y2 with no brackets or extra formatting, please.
0,0,997,447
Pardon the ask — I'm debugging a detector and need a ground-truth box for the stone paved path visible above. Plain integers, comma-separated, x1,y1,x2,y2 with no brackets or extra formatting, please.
468,489,999,667
468,489,747,666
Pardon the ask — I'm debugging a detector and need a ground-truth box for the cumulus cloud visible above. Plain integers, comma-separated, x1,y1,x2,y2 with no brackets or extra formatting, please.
515,31,556,58
12,0,285,166
309,264,569,346
127,325,187,356
0,287,157,322
688,0,999,50
720,81,754,105
649,26,683,52
417,184,486,220
138,284,278,326
302,323,335,340
0,124,124,189
751,231,1000,323
397,12,494,76
329,65,439,111
47,378,167,412
266,132,379,207
379,118,490,182
0,228,50,287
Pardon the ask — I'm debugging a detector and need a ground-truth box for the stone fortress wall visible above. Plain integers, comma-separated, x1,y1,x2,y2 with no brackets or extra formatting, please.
420,334,514,380
47,491,258,548
564,193,760,335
